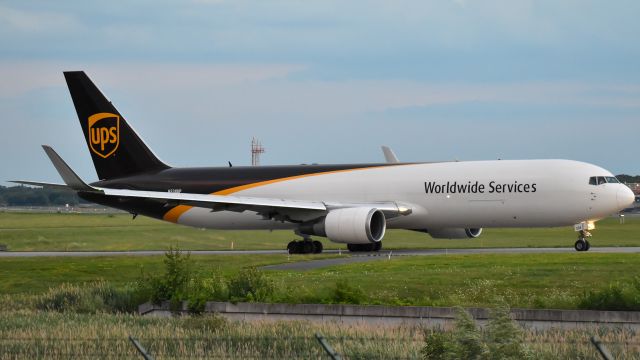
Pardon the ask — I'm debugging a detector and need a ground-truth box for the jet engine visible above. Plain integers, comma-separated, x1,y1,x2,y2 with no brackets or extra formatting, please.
300,207,386,244
427,228,483,239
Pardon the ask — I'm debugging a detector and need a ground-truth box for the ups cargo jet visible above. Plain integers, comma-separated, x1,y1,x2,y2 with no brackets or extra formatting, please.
13,72,636,254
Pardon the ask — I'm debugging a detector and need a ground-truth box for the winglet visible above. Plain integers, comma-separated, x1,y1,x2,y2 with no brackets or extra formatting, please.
381,146,400,163
41,145,96,191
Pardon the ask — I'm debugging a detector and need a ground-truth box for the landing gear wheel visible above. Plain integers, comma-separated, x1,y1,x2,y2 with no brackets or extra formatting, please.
373,242,382,252
287,240,323,254
302,241,314,254
312,241,323,254
347,242,382,252
287,241,297,254
574,224,594,252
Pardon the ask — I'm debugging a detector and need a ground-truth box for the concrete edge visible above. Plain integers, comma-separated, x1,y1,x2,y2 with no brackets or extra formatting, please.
138,301,640,324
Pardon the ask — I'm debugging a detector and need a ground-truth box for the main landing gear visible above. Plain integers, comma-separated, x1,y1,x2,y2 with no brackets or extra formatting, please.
287,239,323,254
347,242,382,252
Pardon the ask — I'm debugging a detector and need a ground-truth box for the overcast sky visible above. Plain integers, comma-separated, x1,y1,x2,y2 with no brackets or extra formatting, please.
1,0,639,185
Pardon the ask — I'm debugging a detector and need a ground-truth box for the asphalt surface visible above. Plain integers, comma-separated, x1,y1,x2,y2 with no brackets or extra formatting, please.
1,247,639,271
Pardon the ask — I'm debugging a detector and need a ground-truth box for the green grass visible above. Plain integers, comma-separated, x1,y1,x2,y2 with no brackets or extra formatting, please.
0,254,326,294
1,212,639,251
1,252,639,310
270,253,640,309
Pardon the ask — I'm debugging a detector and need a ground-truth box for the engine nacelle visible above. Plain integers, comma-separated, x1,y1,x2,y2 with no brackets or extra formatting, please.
300,207,386,244
428,228,483,239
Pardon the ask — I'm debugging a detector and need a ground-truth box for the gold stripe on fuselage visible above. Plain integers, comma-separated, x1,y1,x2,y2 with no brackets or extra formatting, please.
161,165,396,223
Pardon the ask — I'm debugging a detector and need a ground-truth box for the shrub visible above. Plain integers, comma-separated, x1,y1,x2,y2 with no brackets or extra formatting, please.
228,267,274,302
578,278,640,311
185,273,230,313
34,281,139,313
421,305,530,360
486,304,531,359
421,329,452,360
147,247,193,306
451,307,486,359
332,280,366,304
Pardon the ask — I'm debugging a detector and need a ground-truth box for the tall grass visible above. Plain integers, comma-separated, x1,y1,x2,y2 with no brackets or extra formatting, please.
0,311,638,359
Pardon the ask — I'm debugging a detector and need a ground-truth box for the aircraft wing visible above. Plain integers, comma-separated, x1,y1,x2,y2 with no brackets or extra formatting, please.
22,145,411,223
9,180,72,190
96,187,410,222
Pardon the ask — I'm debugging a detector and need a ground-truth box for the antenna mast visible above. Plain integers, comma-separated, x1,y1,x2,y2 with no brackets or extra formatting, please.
251,137,265,166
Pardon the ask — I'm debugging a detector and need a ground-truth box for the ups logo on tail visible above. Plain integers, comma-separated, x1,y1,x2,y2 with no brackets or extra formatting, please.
88,113,119,158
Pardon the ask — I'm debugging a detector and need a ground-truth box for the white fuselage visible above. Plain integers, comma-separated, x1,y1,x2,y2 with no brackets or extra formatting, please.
175,159,632,231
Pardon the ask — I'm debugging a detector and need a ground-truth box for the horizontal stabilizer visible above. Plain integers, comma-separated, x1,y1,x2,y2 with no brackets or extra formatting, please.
41,145,96,192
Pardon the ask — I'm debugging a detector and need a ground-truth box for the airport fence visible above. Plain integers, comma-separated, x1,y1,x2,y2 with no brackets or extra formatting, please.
0,335,637,359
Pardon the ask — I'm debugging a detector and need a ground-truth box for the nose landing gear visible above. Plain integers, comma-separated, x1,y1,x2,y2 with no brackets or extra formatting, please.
574,222,594,252
574,234,591,252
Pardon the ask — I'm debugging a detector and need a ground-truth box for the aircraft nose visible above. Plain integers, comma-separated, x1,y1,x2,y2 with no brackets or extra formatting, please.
617,186,635,209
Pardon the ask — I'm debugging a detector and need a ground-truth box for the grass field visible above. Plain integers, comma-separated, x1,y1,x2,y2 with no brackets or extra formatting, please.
1,213,639,357
1,212,639,251
1,252,638,310
0,254,326,294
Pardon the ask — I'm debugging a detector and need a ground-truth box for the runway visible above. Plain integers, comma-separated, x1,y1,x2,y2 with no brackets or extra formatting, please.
1,246,638,260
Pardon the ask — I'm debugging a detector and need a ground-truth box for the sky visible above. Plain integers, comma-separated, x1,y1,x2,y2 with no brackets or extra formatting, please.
1,0,639,186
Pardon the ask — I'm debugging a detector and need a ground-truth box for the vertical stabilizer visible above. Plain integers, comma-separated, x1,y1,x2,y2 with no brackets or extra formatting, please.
64,71,169,180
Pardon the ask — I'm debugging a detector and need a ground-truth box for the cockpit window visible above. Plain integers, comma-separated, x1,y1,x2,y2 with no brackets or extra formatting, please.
589,176,620,185
605,177,620,184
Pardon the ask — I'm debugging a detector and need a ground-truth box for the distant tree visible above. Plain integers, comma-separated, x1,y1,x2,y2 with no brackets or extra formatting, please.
0,185,89,206
616,174,640,183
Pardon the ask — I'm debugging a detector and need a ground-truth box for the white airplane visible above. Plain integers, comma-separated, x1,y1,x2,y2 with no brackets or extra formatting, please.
13,72,636,254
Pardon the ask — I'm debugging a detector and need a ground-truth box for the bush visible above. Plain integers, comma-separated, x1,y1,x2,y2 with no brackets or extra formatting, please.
34,281,140,313
421,305,531,360
186,273,229,313
451,307,485,359
148,247,192,305
578,278,640,311
486,304,531,359
228,267,274,302
137,247,238,313
421,329,452,360
331,280,366,304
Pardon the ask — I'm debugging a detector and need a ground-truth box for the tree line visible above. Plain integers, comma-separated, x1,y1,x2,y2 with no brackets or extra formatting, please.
0,186,88,207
